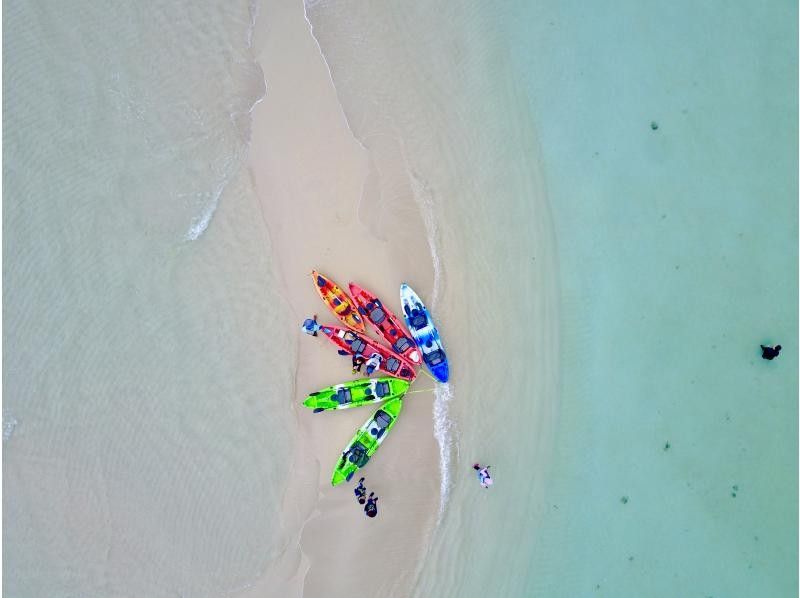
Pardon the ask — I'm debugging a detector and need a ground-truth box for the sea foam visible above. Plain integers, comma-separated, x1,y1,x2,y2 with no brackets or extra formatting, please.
410,172,455,519
432,382,455,520
184,1,266,242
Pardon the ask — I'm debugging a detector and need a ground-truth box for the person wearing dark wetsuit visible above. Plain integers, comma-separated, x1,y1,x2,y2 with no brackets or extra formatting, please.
364,492,378,518
354,477,367,505
761,344,782,360
352,354,365,373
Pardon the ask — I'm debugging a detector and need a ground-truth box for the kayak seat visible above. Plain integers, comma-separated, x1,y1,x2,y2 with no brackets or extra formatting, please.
348,443,368,466
393,337,411,353
350,339,367,354
332,297,341,306
385,357,400,372
369,307,386,324
336,388,352,404
374,411,392,429
426,350,445,366
375,381,390,398
411,314,427,329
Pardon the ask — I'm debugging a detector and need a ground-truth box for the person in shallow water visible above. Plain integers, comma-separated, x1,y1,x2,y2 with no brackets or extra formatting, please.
365,352,383,375
301,315,320,336
364,492,379,518
354,477,367,505
352,353,365,374
760,344,781,360
473,463,493,488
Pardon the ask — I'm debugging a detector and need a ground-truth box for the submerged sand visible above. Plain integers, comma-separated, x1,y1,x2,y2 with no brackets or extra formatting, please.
242,0,440,595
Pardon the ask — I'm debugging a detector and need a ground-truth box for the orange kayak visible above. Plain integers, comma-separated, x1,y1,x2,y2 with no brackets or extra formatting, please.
311,270,365,332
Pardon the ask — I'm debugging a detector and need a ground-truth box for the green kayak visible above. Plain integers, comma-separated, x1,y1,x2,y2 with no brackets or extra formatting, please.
331,397,403,486
303,377,410,413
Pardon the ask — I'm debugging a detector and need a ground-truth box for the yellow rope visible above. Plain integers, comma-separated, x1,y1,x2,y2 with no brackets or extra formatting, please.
404,388,434,395
418,368,437,383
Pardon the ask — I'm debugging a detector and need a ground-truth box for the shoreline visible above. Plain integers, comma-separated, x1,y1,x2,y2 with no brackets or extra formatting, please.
241,0,441,595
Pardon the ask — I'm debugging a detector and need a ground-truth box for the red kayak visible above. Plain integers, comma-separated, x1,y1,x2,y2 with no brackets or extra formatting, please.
319,324,417,382
348,282,421,365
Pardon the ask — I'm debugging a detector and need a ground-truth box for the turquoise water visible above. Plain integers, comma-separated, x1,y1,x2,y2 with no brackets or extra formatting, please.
306,0,797,596
513,2,798,596
4,2,295,595
457,1,796,595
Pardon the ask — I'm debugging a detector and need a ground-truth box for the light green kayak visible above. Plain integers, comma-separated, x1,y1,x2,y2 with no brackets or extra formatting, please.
331,397,403,486
303,377,410,413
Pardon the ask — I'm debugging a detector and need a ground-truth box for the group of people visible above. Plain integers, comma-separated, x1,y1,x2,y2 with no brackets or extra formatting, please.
351,352,382,375
300,315,383,375
354,477,379,518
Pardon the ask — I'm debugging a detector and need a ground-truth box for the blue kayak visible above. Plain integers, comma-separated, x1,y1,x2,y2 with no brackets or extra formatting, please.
399,283,449,382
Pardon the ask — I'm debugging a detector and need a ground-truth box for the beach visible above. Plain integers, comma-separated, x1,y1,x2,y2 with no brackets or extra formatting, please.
3,0,796,596
241,1,440,595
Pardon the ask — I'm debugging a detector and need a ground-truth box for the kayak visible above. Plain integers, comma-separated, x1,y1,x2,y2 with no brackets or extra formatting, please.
331,397,403,485
303,377,410,412
348,282,421,365
311,270,365,332
399,283,449,382
319,324,417,382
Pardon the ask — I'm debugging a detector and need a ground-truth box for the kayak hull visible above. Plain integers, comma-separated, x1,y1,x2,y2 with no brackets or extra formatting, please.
311,270,365,332
399,283,449,383
303,377,410,412
331,397,403,486
348,282,421,365
320,324,417,382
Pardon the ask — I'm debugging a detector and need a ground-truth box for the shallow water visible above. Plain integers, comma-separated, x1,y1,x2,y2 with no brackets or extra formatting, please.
305,0,797,596
4,2,295,596
5,0,796,595
513,2,798,596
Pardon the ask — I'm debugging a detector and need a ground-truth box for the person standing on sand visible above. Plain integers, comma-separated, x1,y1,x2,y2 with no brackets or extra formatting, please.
760,344,781,360
352,353,365,374
364,492,379,518
364,353,383,375
301,315,320,336
354,477,367,505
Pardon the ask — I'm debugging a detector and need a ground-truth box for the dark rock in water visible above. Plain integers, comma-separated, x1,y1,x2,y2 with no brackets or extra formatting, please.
620,496,629,504
664,441,671,451
651,121,659,130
